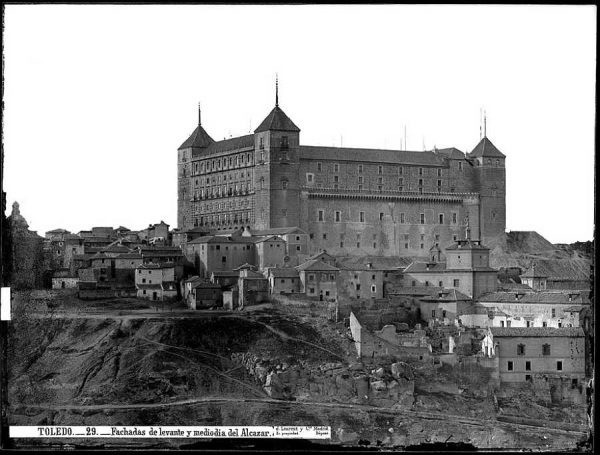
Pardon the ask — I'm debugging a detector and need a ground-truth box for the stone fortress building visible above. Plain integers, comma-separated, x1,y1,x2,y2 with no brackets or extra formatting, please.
177,82,506,257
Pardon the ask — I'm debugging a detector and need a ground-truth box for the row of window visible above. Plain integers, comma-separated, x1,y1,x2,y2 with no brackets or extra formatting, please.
196,200,252,212
307,273,336,282
317,209,458,224
194,212,253,226
516,343,552,356
507,359,562,371
192,153,254,175
309,233,457,250
314,163,450,176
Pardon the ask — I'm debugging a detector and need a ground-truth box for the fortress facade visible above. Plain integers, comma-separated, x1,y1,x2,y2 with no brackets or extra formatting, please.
177,90,506,257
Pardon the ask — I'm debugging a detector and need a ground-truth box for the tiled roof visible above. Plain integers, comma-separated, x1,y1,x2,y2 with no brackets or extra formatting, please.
252,227,307,236
389,286,443,297
445,239,490,250
255,106,300,133
212,271,240,277
192,134,255,158
299,146,446,166
478,291,591,305
521,264,548,278
46,228,70,234
240,270,265,279
136,263,175,270
178,124,215,150
403,261,447,273
469,137,505,158
306,250,336,262
337,256,412,271
253,235,284,244
188,236,255,244
420,288,472,302
191,281,221,289
490,327,584,337
116,253,143,259
268,268,299,278
434,147,466,159
233,263,257,271
296,259,340,272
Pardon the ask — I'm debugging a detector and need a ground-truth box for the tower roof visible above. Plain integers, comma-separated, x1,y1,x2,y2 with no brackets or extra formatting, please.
254,106,300,133
469,137,505,158
521,264,548,278
178,124,215,150
178,104,215,150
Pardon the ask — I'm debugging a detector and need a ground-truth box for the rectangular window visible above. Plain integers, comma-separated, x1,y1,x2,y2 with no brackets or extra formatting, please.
552,308,556,318
458,161,463,171
323,233,327,240
359,211,365,222
318,210,324,222
371,285,376,293
419,167,423,176
439,213,444,224
358,184,363,191
378,176,383,184
557,361,562,371
431,310,436,317
330,274,335,281
437,168,442,177
420,213,425,224
507,361,513,371
222,256,227,263
525,361,531,371
306,173,314,183
317,162,322,172
438,281,443,287
308,274,315,281
334,175,339,183
543,344,551,355
452,213,457,224
379,212,384,221
334,163,339,172
358,164,363,173
400,213,405,223
453,279,460,287
378,165,383,174
358,176,363,183
335,211,341,222
517,344,526,356
418,178,423,186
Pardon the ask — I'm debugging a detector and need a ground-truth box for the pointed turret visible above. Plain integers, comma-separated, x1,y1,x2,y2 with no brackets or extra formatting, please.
254,77,300,133
178,103,215,150
469,136,505,158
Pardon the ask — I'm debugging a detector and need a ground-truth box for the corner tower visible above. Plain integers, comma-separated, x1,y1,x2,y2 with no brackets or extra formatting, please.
253,79,301,230
177,104,214,230
468,136,506,245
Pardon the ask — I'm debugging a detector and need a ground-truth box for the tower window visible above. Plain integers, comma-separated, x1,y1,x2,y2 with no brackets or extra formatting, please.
379,212,384,221
259,137,264,150
335,211,341,222
439,213,444,224
420,213,425,224
334,163,339,172
318,210,324,222
359,211,365,222
542,344,551,356
400,213,405,223
358,164,363,173
517,344,526,356
281,136,288,149
378,165,383,174
317,162,322,172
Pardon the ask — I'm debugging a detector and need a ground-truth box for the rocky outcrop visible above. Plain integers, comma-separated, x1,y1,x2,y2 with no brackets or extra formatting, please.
231,353,415,407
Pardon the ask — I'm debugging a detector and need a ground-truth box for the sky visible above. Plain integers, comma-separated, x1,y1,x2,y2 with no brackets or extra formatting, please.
2,4,596,244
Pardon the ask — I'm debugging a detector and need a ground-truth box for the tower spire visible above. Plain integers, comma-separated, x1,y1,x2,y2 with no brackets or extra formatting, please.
198,102,202,126
483,110,487,137
275,74,279,107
